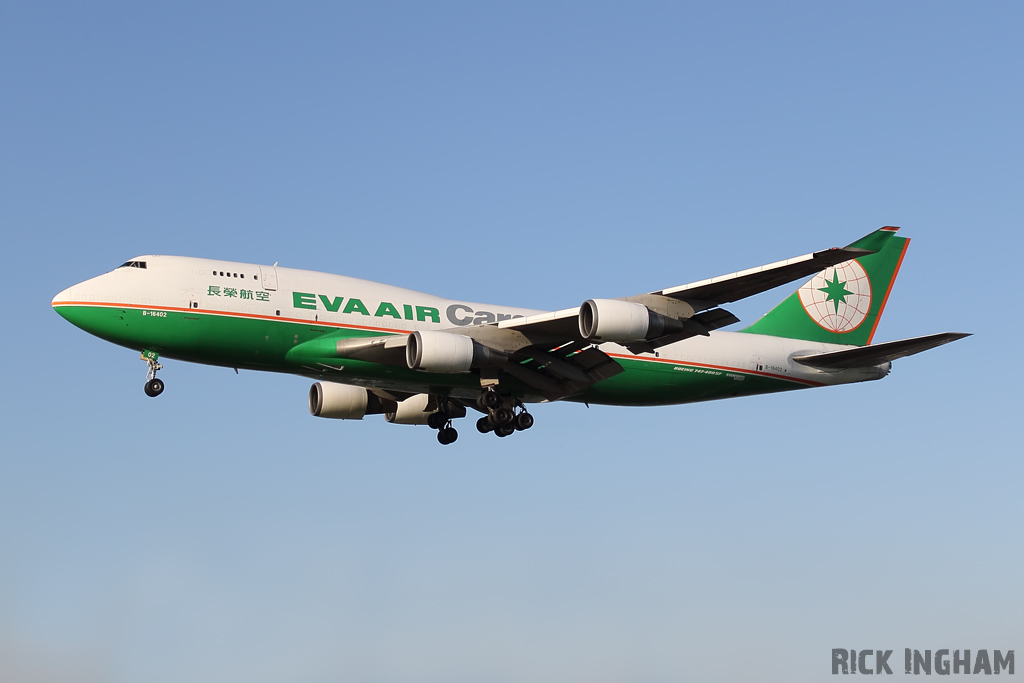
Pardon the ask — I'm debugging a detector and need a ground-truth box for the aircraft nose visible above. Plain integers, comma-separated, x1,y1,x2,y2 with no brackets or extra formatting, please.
52,285,78,323
52,286,74,307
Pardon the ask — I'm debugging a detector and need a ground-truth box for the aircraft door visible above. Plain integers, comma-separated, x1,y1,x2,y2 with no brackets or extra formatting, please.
260,265,278,291
183,290,200,310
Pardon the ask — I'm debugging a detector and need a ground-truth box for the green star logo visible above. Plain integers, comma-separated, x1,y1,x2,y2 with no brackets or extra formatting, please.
818,271,853,314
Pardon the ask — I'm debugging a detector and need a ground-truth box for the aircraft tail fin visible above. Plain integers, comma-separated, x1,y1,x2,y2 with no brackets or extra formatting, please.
742,226,909,346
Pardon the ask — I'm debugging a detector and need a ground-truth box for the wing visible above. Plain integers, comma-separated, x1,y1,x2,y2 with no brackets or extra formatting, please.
288,329,624,401
492,238,875,353
642,245,874,308
293,231,884,401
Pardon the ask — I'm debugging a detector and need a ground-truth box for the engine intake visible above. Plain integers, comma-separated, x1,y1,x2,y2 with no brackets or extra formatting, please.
579,299,686,343
308,382,384,419
406,330,508,373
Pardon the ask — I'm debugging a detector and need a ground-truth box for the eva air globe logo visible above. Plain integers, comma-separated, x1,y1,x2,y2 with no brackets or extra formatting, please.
798,260,872,333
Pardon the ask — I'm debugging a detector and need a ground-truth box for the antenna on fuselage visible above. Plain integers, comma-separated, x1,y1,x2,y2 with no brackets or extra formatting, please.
273,262,278,267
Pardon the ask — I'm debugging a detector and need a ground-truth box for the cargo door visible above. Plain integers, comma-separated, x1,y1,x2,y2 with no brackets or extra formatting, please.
260,265,278,291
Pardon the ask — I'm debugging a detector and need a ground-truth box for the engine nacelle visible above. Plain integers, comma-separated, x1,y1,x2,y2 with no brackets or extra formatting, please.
406,330,507,373
384,393,434,424
384,393,469,425
309,382,384,420
579,299,686,342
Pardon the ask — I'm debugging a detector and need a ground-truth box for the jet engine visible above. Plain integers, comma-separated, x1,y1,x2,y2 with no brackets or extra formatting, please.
405,330,508,373
384,393,435,424
385,393,468,424
578,299,686,343
308,382,384,419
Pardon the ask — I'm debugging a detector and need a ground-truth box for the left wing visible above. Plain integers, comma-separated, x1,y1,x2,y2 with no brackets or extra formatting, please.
289,330,624,401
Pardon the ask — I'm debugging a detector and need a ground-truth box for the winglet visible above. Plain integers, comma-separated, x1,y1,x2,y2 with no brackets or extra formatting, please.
844,225,900,253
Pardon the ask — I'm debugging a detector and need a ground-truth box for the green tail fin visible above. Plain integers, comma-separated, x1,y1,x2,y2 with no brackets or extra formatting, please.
742,226,910,346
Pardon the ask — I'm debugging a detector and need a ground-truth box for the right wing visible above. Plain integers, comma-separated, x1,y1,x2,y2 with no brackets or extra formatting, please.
295,230,888,400
493,237,877,354
643,245,874,309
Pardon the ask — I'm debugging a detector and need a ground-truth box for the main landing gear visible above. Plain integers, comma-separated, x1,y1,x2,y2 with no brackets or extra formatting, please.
475,388,534,438
427,409,459,445
424,390,534,445
142,351,165,397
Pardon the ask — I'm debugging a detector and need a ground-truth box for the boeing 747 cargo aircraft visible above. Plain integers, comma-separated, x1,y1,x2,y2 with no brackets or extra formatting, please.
52,226,967,444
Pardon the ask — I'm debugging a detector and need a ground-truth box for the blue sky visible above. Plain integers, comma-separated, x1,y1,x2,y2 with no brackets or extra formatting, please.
1,3,1021,681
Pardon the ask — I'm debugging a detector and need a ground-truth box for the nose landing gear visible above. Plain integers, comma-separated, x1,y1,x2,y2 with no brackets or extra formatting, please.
141,351,164,397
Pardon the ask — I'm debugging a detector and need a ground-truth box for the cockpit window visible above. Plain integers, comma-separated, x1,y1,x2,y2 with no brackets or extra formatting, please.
118,261,147,269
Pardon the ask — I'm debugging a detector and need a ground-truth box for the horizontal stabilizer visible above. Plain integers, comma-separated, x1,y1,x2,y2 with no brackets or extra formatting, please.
792,332,970,370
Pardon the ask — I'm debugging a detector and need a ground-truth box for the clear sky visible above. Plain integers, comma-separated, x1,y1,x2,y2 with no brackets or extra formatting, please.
1,3,1021,681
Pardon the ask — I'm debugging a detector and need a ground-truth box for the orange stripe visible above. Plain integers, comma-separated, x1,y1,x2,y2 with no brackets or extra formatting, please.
865,237,910,345
51,300,412,335
607,352,825,387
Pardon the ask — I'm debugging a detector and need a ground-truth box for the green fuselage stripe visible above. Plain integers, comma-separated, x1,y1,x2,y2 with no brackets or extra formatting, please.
54,302,815,406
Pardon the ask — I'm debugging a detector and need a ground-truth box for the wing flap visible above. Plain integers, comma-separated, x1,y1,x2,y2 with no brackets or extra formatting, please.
506,343,624,400
793,332,970,370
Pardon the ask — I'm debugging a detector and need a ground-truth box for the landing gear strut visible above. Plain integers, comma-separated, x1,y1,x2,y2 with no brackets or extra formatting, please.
142,352,164,397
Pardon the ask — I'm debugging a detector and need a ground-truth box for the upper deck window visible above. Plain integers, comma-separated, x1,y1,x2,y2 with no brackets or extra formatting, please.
118,261,147,269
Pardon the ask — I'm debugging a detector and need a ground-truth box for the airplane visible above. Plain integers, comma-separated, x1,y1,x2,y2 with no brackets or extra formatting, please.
52,226,968,445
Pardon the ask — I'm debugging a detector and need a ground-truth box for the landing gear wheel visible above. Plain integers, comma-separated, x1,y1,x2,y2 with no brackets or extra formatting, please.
495,425,515,438
427,413,447,430
515,412,534,431
479,390,501,410
437,427,459,445
476,416,494,434
144,378,165,397
494,407,515,425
